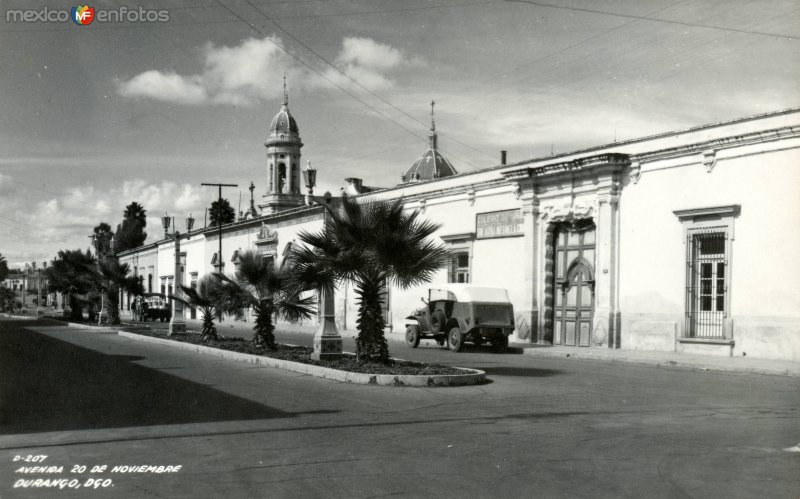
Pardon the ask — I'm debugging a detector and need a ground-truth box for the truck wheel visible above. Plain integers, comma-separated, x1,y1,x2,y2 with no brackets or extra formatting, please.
405,326,421,348
430,311,446,334
448,327,465,352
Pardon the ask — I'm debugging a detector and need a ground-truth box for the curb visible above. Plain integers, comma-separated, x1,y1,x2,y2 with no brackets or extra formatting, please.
515,348,799,377
117,331,486,387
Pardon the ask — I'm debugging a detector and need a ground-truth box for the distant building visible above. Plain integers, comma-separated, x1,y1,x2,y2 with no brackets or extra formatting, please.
118,99,800,362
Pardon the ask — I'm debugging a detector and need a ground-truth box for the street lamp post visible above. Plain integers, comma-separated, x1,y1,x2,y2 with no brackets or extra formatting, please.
304,175,344,360
90,231,112,325
164,213,195,336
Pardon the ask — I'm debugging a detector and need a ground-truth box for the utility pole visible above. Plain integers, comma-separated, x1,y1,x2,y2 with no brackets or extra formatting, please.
201,183,238,274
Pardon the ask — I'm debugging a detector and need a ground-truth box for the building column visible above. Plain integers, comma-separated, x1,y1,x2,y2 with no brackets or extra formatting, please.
518,186,540,343
593,185,621,348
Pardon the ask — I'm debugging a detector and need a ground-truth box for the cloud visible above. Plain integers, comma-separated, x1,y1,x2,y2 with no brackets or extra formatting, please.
118,71,207,105
8,180,210,258
117,35,412,105
0,172,10,191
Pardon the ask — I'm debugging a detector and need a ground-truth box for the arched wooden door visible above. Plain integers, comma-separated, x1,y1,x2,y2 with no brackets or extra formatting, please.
552,223,596,347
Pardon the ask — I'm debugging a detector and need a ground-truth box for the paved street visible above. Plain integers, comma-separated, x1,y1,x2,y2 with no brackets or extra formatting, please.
1,317,799,498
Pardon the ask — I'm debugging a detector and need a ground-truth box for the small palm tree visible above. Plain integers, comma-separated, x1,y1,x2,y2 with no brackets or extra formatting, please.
177,275,221,342
214,250,315,349
97,258,142,325
292,196,449,363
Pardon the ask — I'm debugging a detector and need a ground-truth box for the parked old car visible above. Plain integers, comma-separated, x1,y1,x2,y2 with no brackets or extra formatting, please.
132,294,172,322
404,285,515,352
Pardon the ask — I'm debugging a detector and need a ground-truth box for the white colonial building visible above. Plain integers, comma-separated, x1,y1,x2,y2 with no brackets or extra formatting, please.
118,100,800,362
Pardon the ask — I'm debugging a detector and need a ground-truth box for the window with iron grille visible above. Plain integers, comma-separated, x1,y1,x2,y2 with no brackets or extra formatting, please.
686,230,727,338
674,205,739,340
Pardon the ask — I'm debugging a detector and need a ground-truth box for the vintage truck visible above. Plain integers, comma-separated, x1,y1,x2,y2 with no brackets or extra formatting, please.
404,285,515,352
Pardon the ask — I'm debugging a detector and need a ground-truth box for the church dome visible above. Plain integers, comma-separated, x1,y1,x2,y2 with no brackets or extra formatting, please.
401,101,457,184
269,103,299,134
404,149,457,183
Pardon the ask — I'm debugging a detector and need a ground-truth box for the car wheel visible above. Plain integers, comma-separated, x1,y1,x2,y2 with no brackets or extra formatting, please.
405,326,421,348
448,327,465,352
430,311,446,334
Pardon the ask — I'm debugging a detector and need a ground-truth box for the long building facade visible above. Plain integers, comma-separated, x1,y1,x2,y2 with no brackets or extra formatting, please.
118,102,800,362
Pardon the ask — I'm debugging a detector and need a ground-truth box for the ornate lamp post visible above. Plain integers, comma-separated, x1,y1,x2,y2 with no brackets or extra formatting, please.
163,213,195,335
302,161,317,206
90,230,113,325
307,185,343,360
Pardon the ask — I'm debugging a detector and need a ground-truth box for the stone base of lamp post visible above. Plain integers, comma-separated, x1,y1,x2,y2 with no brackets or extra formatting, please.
97,295,108,325
169,319,186,335
311,288,345,360
311,323,344,360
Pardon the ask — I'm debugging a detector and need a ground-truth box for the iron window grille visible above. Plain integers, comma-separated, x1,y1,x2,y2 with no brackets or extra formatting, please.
685,228,728,339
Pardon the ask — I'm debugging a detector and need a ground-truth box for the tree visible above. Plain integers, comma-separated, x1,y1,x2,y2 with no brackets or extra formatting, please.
114,202,148,253
177,276,222,342
208,198,236,227
47,249,96,321
123,201,147,226
291,196,449,363
0,287,15,312
97,258,142,325
0,253,8,282
214,251,315,349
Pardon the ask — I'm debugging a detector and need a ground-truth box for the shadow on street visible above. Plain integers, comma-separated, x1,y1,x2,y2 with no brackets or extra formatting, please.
0,321,294,435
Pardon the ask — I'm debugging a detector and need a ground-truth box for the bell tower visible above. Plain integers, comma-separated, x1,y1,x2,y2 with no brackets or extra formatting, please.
259,77,306,214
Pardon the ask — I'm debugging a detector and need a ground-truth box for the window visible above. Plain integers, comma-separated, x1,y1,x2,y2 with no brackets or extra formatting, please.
687,230,727,338
449,252,470,283
441,233,475,284
674,205,739,340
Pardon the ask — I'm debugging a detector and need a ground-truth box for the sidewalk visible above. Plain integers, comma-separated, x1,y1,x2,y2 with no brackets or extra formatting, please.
510,342,800,377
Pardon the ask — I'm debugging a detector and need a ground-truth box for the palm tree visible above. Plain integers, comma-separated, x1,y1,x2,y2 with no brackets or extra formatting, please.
115,202,148,253
123,202,147,227
291,196,449,363
214,250,315,349
0,253,9,282
0,286,16,312
47,249,96,321
177,275,221,342
209,198,236,227
97,258,142,325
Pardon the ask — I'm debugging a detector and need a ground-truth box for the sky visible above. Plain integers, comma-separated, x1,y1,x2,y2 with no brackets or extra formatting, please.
0,0,797,268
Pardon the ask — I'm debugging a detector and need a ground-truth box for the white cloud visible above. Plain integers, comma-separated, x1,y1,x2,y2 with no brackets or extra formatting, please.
0,172,11,191
118,70,207,105
117,35,412,105
8,180,210,256
337,36,403,71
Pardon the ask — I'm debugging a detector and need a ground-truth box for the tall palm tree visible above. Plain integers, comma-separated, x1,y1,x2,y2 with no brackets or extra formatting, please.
0,253,9,282
123,202,147,227
291,196,449,363
209,198,236,227
115,202,148,252
214,250,315,349
177,275,222,342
